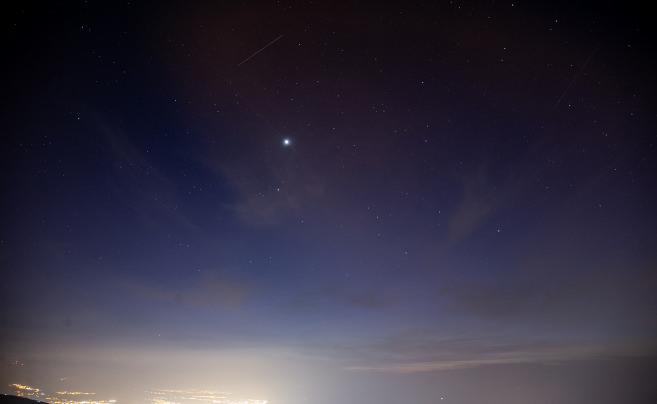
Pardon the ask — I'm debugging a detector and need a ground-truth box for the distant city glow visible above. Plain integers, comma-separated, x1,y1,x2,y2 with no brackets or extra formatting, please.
47,399,117,404
11,383,41,397
10,383,115,403
56,391,96,396
8,383,266,404
147,388,267,404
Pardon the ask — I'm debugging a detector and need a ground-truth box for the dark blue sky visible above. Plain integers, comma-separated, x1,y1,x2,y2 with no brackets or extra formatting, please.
2,2,657,403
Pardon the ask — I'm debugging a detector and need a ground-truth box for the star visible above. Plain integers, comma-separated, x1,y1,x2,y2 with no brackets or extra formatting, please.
282,138,292,147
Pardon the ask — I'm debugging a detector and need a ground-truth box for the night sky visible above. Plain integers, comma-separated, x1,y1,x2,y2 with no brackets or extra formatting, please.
2,1,657,403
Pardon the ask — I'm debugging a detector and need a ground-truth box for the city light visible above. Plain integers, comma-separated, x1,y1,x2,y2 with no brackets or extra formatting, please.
8,383,267,404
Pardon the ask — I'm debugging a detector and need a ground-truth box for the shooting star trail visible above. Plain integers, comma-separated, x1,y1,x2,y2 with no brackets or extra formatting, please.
554,45,600,108
237,34,284,67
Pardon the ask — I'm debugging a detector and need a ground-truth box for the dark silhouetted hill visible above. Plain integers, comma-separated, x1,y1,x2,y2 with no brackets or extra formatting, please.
0,395,47,404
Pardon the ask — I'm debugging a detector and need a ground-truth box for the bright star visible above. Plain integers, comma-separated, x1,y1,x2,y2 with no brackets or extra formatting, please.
282,138,291,146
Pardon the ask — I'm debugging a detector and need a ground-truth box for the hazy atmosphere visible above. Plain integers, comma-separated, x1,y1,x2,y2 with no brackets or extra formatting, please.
2,1,657,403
